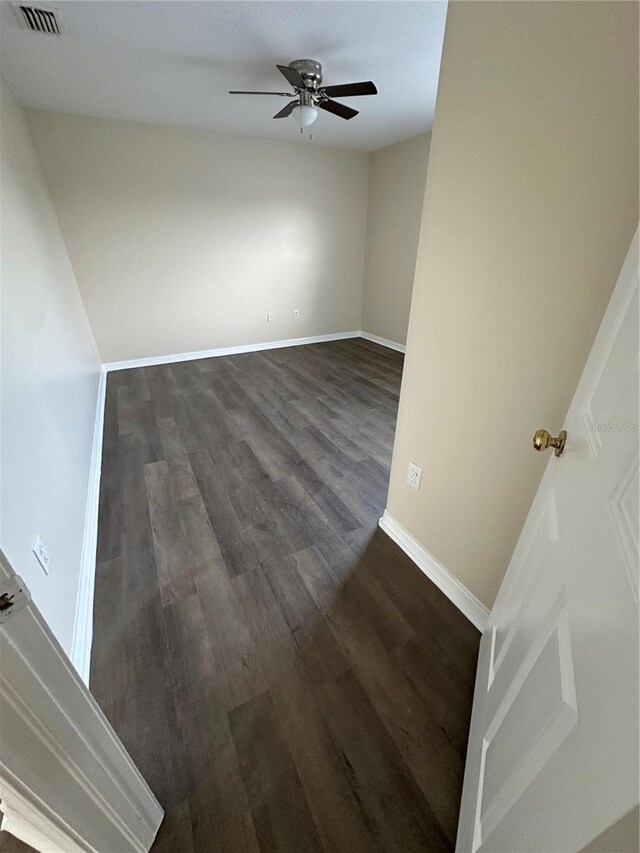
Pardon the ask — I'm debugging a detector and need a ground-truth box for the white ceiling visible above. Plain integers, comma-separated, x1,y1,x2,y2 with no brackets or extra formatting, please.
0,1,447,151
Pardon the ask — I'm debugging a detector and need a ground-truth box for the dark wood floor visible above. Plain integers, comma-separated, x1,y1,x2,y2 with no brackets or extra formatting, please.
89,338,480,853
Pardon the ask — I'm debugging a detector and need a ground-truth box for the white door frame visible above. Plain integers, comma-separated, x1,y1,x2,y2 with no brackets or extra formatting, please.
0,548,164,852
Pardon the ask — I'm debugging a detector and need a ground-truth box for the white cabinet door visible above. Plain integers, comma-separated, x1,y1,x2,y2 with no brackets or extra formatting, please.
457,228,639,853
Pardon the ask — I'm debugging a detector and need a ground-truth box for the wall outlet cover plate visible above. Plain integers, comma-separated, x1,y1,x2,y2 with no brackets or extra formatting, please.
407,462,422,491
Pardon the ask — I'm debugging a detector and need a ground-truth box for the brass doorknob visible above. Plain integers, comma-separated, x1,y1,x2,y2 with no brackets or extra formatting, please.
533,428,567,457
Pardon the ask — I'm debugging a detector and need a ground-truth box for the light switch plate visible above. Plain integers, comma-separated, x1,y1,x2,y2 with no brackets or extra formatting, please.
32,535,50,574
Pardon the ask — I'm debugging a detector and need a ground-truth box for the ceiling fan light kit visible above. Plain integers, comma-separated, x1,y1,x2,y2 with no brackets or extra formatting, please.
292,104,319,127
229,59,377,135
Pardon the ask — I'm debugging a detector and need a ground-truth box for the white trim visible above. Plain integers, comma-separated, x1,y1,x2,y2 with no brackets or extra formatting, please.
1,773,88,853
0,548,163,853
379,510,489,631
70,367,107,686
360,330,406,353
0,665,147,851
104,331,361,372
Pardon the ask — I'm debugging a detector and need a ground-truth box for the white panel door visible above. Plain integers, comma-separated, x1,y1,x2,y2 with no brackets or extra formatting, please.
457,228,639,853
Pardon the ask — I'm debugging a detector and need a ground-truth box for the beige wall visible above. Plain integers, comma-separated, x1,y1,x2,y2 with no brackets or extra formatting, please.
362,134,430,345
387,1,639,608
0,80,102,655
27,112,369,364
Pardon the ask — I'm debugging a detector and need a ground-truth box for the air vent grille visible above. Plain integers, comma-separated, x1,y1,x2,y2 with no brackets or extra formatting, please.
19,6,60,34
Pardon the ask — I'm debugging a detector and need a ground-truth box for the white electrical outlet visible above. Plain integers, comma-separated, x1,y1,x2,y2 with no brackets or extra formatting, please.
407,462,422,491
267,311,274,323
293,308,300,320
32,535,50,574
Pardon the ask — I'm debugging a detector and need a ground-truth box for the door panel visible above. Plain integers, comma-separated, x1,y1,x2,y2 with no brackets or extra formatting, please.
479,605,577,846
488,490,560,691
609,452,639,600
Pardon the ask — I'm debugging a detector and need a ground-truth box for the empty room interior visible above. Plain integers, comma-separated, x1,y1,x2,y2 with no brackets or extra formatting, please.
0,2,638,852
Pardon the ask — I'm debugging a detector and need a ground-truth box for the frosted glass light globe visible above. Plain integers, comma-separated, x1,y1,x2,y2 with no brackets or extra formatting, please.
292,104,318,127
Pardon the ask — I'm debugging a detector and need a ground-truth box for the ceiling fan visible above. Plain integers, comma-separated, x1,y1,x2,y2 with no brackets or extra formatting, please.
229,59,377,128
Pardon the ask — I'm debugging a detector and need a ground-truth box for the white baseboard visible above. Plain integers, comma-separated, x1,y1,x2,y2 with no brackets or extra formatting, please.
70,367,107,686
379,510,489,632
104,331,362,372
359,331,406,354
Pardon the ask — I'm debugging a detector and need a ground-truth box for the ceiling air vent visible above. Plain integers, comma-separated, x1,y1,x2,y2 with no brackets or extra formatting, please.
17,5,61,35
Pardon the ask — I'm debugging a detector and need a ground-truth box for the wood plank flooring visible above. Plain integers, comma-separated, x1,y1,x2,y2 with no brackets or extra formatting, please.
89,339,480,853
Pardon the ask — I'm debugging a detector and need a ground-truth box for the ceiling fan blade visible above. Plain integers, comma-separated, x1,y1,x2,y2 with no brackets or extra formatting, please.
321,81,377,98
229,90,294,96
273,100,299,119
276,64,306,89
317,99,359,120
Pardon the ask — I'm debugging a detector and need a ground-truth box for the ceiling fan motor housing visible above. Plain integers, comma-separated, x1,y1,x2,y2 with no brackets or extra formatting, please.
289,59,323,90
